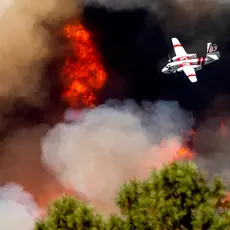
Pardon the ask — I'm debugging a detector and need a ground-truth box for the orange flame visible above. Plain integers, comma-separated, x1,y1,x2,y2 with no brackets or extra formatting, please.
175,146,195,160
61,23,107,108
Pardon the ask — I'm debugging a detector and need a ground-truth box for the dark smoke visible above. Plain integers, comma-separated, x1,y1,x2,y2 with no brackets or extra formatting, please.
0,0,230,226
83,0,230,112
81,0,230,191
0,0,82,133
0,0,83,229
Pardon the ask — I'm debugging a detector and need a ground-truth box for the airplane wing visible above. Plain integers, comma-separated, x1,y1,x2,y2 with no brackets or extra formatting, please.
172,38,187,57
181,66,197,83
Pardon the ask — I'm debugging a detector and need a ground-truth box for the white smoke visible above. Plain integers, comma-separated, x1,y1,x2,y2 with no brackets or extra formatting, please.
41,100,194,212
0,0,11,18
64,108,83,123
0,182,40,230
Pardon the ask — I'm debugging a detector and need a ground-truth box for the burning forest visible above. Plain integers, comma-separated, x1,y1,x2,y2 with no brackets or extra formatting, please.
1,0,230,229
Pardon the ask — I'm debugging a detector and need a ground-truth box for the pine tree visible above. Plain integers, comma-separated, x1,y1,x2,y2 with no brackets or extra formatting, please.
35,195,106,230
36,161,230,229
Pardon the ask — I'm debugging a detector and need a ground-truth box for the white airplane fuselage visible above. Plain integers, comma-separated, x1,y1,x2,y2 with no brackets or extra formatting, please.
162,55,216,74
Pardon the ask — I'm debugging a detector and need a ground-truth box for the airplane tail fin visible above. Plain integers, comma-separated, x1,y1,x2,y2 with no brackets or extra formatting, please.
206,43,220,60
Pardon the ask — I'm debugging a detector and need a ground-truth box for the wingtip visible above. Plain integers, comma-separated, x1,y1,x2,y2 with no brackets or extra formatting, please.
171,37,180,44
190,76,198,83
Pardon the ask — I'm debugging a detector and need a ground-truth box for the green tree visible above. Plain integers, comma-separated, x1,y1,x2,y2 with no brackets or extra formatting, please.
36,161,230,230
35,195,106,230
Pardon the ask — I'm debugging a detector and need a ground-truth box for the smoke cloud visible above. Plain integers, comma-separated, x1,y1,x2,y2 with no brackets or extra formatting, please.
84,0,230,45
194,116,230,189
0,124,83,210
1,0,230,224
83,0,224,16
83,0,226,15
41,100,194,213
0,0,81,113
185,95,230,189
0,183,40,230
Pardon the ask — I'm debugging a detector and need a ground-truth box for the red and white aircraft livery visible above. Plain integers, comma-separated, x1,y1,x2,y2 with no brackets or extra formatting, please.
161,38,220,83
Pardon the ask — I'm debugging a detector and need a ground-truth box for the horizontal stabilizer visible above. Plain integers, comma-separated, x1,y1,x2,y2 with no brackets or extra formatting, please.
206,53,219,60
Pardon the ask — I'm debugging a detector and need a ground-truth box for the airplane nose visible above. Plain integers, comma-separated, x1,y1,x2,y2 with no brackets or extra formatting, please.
162,67,167,73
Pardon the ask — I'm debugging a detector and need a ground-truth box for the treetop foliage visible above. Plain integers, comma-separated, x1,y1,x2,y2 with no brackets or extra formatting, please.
36,161,230,230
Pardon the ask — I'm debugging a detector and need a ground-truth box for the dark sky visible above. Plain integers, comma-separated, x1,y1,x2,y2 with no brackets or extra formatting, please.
82,5,230,121
9,3,230,133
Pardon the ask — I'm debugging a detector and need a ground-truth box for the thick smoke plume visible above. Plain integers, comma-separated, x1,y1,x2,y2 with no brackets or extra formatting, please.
0,0,81,113
84,0,230,45
41,100,194,213
0,183,40,230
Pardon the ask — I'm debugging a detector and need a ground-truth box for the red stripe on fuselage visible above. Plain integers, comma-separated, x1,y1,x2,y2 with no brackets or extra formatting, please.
201,57,206,65
197,57,206,65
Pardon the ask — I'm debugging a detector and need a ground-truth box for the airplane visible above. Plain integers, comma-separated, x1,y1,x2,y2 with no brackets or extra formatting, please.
161,38,220,83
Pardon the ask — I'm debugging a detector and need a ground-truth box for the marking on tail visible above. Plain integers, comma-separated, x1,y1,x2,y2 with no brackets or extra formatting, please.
208,44,218,53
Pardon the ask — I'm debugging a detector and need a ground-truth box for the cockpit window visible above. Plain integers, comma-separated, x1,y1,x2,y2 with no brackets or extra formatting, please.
166,65,171,69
